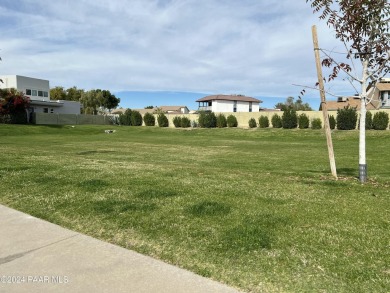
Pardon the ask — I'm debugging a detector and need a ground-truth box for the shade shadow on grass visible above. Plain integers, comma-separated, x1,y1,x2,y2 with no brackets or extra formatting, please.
90,199,157,214
135,189,179,199
77,150,116,155
217,214,291,252
187,201,231,217
78,179,110,192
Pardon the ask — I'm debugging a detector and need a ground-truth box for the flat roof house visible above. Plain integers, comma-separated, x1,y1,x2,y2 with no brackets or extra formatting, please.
196,94,262,113
0,75,81,115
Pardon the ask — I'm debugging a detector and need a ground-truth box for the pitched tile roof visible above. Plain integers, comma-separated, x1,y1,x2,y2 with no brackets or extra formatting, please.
196,94,262,103
325,97,378,111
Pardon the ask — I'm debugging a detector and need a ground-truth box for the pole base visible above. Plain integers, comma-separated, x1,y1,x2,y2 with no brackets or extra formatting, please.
359,164,367,183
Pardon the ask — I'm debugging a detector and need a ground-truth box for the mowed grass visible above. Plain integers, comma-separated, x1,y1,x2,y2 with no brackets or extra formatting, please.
0,124,389,292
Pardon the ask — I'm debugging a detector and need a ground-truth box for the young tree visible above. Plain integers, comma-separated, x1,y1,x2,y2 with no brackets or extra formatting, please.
307,0,390,182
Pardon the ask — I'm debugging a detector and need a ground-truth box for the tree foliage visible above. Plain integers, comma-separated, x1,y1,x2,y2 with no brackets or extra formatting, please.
0,89,30,124
336,106,357,130
50,86,120,114
275,97,313,111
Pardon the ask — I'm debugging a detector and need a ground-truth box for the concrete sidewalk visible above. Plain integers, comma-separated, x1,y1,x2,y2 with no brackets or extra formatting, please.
0,204,240,293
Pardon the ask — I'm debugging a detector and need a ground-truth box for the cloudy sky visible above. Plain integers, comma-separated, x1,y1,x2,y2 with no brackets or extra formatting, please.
0,0,358,109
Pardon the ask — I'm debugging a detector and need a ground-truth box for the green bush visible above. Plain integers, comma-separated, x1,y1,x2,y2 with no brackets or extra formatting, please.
131,110,143,126
248,118,257,128
157,113,169,127
311,118,322,129
365,111,373,130
282,108,298,129
271,114,282,128
298,113,309,129
372,111,389,130
328,115,336,130
180,117,191,128
119,109,132,126
216,114,227,128
143,112,155,126
198,111,217,128
259,116,269,128
173,116,182,128
337,107,357,130
226,115,238,127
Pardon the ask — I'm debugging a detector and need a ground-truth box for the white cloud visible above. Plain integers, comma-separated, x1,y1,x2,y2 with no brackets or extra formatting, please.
0,0,356,103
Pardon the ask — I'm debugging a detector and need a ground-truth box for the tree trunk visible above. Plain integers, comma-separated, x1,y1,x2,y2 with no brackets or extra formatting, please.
359,59,368,183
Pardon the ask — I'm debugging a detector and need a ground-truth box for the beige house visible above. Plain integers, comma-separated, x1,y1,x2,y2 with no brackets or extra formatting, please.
323,78,390,110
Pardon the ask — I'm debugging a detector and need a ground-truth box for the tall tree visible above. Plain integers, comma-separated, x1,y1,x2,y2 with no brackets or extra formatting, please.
50,86,67,100
307,0,390,182
275,96,313,111
80,89,104,115
100,90,120,112
66,86,84,101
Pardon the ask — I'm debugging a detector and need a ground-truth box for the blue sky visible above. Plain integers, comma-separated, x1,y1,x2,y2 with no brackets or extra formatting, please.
0,0,367,110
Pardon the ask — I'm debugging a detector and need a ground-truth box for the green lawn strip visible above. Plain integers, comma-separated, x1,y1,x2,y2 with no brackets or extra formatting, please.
0,125,389,292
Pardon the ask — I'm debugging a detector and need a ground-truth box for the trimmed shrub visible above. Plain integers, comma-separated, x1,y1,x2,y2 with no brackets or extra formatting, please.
329,115,336,130
198,111,217,128
337,106,357,130
180,117,191,128
216,114,227,128
372,111,389,130
259,116,269,128
173,116,182,128
298,113,309,129
271,114,282,128
119,109,132,126
365,111,373,130
248,118,257,128
143,112,155,126
282,108,298,129
131,110,143,126
311,118,322,129
157,113,169,127
226,115,238,127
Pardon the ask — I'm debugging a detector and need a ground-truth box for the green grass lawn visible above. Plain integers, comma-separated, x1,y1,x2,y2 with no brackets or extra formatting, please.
1,124,389,292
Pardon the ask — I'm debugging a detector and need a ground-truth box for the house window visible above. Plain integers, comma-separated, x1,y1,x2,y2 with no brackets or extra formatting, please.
43,91,48,98
208,101,212,106
43,108,49,113
38,90,43,97
26,89,32,95
233,101,237,112
50,109,54,113
32,90,37,96
249,102,252,112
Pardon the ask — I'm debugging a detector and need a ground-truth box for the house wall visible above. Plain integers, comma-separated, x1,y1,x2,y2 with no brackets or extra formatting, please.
56,101,81,114
211,100,260,113
0,75,50,101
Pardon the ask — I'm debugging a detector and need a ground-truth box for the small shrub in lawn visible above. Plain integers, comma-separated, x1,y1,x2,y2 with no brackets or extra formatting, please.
271,114,282,128
226,115,238,127
337,106,357,130
119,109,132,126
157,113,169,127
248,118,257,128
216,114,227,128
365,111,373,130
311,118,322,129
173,116,182,128
282,108,298,129
180,117,191,128
131,110,143,126
372,111,389,130
298,113,309,129
198,111,217,128
329,115,336,129
143,112,155,126
259,116,269,128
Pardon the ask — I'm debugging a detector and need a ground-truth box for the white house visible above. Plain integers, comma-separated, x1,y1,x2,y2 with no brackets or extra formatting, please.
196,94,262,113
0,75,81,115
